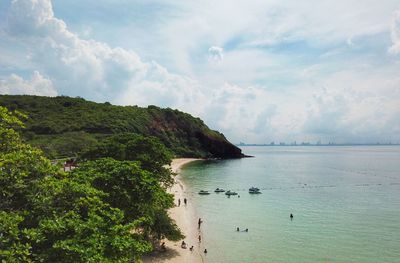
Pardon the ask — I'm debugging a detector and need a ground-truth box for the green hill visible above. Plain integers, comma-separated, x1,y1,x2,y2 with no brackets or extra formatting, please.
0,95,244,159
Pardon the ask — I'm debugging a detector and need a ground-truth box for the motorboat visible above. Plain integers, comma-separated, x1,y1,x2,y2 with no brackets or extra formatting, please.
214,188,225,193
198,190,210,195
249,187,261,194
225,190,238,196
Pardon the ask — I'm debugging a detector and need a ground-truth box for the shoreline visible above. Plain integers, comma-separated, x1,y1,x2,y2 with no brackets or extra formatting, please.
143,158,204,263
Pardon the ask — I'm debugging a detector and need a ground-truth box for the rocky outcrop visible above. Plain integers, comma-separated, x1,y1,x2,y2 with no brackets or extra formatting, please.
195,132,244,158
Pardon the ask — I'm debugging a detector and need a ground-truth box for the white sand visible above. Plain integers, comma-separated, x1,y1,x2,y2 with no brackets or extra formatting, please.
143,158,205,263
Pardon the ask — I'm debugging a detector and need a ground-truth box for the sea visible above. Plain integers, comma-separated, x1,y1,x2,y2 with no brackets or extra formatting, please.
179,146,400,263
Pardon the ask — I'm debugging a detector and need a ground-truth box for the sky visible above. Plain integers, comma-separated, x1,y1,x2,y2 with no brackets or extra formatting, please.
0,0,399,144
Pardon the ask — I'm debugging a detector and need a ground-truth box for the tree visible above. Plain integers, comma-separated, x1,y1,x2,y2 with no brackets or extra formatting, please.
0,106,182,262
80,134,174,187
71,158,182,242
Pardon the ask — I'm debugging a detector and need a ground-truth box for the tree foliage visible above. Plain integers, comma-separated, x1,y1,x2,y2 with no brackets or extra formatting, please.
0,106,182,262
80,134,174,187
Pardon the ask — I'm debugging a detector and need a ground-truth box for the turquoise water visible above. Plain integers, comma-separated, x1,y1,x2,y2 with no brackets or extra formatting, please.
180,146,400,263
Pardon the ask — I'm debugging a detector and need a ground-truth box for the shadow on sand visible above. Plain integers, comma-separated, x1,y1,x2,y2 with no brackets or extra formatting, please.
142,247,180,263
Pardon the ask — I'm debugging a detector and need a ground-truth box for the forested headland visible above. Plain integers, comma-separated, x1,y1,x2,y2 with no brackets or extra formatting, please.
0,95,243,159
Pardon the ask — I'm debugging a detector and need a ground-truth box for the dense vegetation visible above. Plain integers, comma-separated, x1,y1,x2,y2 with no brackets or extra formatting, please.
0,95,243,159
0,106,182,262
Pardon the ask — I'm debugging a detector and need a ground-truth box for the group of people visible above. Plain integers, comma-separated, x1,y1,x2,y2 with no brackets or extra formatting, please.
175,196,208,256
180,241,193,250
170,194,295,259
175,195,294,257
178,217,207,255
236,227,249,232
177,198,187,206
180,241,207,253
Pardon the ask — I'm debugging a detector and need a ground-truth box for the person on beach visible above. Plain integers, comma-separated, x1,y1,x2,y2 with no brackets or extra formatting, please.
198,218,203,229
181,241,187,249
204,249,208,254
290,213,293,220
190,246,194,251
184,198,187,205
178,198,181,206
161,242,166,251
198,235,202,243
236,227,240,231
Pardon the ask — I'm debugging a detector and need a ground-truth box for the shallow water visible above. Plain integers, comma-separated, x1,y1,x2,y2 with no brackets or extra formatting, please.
180,146,400,263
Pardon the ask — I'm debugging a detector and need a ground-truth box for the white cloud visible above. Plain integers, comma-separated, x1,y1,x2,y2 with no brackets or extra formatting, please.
0,0,399,144
303,69,400,143
389,10,400,54
200,82,308,143
208,46,224,63
2,0,197,104
346,38,355,47
0,71,57,96
129,0,399,76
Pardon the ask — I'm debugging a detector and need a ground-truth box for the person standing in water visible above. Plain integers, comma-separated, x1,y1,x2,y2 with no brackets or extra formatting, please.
290,213,294,220
198,218,203,229
184,198,187,205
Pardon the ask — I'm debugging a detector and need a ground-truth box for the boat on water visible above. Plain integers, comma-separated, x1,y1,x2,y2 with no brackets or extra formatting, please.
249,187,261,194
225,190,238,196
214,188,225,193
198,190,210,195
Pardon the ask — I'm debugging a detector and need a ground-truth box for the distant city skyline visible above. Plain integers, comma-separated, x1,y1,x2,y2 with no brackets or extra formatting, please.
237,141,399,146
1,0,400,144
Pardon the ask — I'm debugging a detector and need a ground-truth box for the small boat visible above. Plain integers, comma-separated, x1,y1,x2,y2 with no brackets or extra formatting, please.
249,187,261,194
198,190,210,195
214,188,225,193
225,190,238,196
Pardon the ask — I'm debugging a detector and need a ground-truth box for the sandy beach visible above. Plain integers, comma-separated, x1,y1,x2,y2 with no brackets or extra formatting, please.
143,158,204,263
